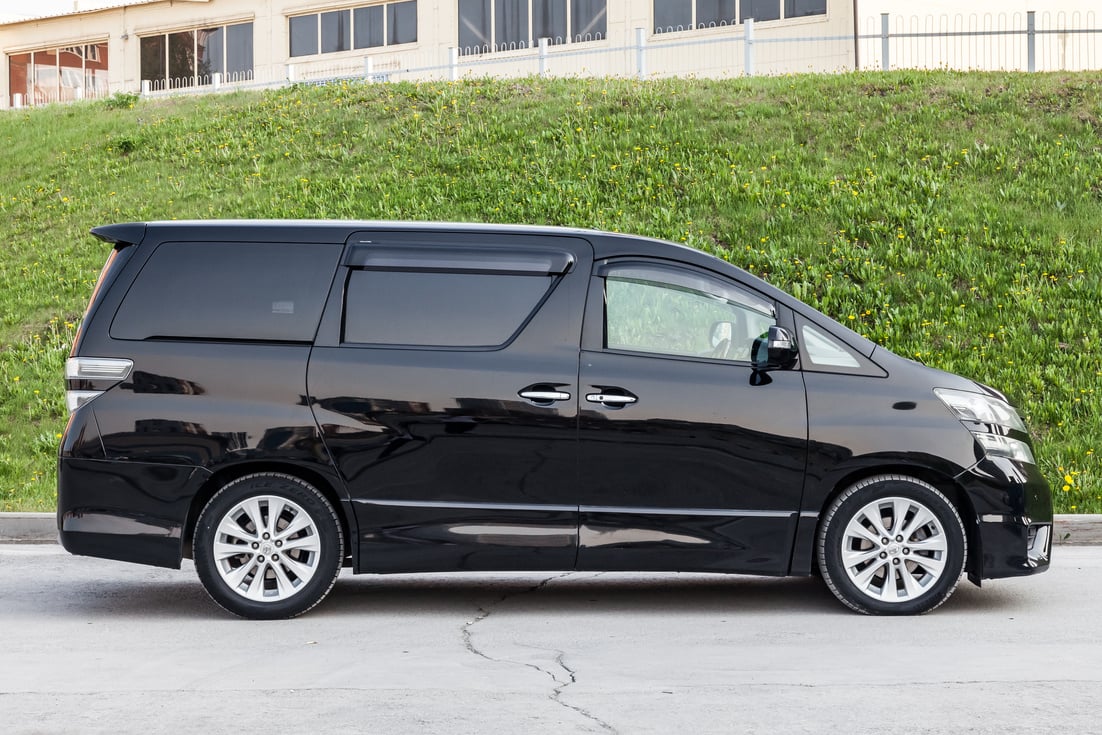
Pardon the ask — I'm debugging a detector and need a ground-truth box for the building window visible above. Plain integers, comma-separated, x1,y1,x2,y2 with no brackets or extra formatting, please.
289,1,417,58
140,21,254,91
654,0,823,33
8,43,109,107
785,0,826,18
459,0,606,54
741,0,780,22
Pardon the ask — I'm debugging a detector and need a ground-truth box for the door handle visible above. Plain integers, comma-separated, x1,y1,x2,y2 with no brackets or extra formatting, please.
585,392,638,406
519,389,571,402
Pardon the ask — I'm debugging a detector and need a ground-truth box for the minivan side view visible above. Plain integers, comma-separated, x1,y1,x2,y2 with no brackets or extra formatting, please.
59,221,1052,618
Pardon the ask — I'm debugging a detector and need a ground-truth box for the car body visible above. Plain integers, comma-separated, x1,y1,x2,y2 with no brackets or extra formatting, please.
59,220,1052,618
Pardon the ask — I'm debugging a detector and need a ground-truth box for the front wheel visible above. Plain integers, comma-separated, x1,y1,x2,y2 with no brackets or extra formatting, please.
817,475,966,615
194,473,344,619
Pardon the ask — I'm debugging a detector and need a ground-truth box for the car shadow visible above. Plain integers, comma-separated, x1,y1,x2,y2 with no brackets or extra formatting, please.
50,570,1029,620
320,572,844,618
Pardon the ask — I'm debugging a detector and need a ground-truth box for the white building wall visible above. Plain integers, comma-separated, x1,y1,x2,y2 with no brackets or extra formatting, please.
0,0,854,108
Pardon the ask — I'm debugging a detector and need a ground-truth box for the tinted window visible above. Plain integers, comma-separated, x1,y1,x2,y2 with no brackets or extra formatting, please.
344,270,552,347
459,0,491,51
139,36,165,87
571,0,606,40
226,23,254,77
533,0,567,43
654,0,691,32
698,0,736,27
112,242,341,342
388,1,418,44
785,0,825,17
321,10,352,53
354,5,384,48
289,15,319,57
801,323,861,368
605,265,775,362
741,0,779,22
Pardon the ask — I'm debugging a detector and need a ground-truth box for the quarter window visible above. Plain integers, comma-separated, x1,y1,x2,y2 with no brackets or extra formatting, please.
111,242,342,342
800,323,861,369
289,1,417,57
459,0,606,54
604,265,775,362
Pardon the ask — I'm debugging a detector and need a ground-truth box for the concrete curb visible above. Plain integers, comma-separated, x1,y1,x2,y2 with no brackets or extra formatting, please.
0,513,57,544
2,512,1101,545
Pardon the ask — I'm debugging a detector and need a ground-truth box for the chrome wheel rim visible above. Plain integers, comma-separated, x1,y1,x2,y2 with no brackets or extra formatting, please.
841,496,949,603
213,495,322,602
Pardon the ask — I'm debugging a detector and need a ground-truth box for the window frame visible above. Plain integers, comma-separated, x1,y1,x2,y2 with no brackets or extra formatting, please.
109,240,343,344
338,243,575,351
587,259,779,366
793,314,888,377
459,0,606,55
8,41,110,107
652,0,824,35
139,21,254,91
288,0,418,59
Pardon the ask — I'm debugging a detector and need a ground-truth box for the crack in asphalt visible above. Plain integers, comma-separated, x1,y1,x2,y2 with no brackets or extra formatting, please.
460,573,618,733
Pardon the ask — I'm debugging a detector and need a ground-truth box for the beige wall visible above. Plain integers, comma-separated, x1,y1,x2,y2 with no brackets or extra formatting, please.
0,0,855,108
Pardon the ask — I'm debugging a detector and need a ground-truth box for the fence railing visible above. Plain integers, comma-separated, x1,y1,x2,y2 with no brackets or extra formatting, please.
9,10,1102,109
862,10,1101,72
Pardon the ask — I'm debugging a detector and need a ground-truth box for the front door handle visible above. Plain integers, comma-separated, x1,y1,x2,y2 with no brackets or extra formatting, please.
585,391,638,407
520,389,571,402
518,384,572,406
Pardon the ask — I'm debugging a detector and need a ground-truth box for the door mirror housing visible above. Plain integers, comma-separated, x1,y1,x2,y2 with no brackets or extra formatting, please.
752,326,798,370
710,321,733,348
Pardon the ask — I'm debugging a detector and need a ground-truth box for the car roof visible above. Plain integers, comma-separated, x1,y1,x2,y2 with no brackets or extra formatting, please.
90,219,878,357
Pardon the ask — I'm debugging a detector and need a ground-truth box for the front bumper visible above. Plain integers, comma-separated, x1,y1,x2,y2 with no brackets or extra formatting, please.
958,456,1053,579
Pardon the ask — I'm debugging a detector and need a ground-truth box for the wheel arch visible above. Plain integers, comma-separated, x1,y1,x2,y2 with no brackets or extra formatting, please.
801,463,982,583
183,461,354,562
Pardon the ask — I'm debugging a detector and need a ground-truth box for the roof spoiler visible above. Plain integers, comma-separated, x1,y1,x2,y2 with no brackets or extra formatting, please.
90,222,147,246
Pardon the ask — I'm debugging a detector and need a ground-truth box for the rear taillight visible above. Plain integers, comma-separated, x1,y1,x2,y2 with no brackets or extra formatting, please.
65,357,133,413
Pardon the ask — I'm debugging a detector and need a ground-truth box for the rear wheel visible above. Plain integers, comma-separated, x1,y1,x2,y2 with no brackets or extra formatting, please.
818,475,966,615
194,473,343,619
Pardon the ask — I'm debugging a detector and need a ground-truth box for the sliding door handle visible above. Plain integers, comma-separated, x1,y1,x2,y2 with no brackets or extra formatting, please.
585,392,637,406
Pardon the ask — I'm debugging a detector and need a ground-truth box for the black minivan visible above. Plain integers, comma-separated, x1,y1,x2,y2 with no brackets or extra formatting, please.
59,221,1052,618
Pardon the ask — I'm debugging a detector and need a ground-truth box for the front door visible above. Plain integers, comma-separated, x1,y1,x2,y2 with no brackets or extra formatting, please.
576,259,808,574
308,230,593,573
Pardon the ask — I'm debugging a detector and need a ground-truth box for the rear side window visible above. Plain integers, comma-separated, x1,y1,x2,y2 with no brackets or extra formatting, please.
111,242,341,341
341,243,572,348
344,270,553,347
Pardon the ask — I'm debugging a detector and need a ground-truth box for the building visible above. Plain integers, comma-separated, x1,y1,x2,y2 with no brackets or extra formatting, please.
1,0,855,109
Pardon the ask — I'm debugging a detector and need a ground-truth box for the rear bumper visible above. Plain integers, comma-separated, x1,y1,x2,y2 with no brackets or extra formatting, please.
958,456,1053,579
57,457,207,569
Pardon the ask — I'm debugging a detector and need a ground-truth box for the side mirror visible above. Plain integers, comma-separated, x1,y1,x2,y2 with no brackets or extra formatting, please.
752,326,798,370
710,321,733,348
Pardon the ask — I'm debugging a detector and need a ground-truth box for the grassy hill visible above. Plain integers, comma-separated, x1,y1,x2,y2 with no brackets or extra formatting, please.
1,71,1100,512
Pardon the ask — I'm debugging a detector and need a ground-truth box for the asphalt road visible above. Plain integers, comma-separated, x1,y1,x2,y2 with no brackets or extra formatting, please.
1,544,1099,735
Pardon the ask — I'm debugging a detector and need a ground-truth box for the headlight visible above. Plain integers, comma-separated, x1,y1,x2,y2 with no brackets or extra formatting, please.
934,388,1035,464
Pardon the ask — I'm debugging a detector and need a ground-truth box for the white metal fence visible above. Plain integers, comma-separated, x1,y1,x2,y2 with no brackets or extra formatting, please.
860,10,1101,72
9,10,1101,108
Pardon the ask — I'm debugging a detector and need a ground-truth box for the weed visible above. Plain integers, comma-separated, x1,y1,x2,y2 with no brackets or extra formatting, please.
1,72,1100,512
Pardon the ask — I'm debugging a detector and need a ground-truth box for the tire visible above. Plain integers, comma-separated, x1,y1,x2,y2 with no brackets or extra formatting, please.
817,475,966,616
194,473,343,620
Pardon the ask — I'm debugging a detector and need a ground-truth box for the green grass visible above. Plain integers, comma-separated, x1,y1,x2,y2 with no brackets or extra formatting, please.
1,72,1100,512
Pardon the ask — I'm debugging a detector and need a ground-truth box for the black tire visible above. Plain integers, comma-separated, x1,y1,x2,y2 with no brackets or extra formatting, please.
817,475,966,615
194,473,343,620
